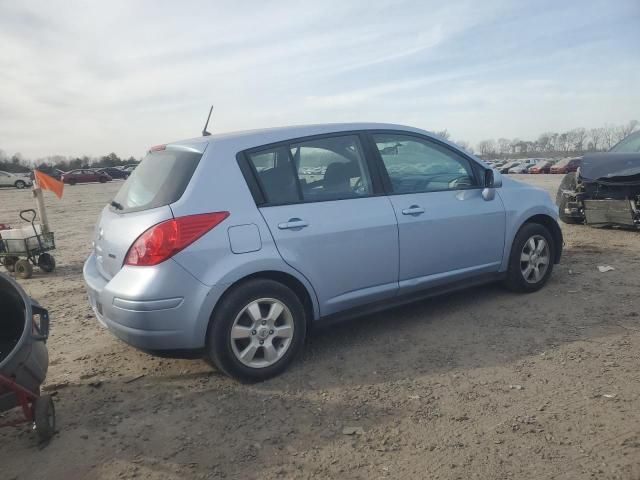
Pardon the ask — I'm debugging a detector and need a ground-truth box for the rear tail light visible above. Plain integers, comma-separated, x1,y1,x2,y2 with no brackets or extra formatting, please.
124,212,229,266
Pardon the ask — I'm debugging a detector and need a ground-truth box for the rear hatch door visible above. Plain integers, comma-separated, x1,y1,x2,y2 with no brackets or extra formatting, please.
93,205,174,279
93,144,205,280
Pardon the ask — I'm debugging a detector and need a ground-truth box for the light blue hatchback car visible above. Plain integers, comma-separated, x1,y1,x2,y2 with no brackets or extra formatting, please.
84,123,562,381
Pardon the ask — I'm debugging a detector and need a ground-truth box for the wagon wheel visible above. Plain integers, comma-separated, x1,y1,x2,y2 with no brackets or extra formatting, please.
14,259,33,279
34,395,56,442
38,253,56,273
1,256,19,272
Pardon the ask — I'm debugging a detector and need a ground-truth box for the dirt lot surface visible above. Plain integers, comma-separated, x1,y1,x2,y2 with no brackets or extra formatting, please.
1,175,639,480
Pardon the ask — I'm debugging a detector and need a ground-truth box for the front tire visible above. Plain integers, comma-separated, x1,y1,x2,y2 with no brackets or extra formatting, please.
15,180,26,189
14,259,33,279
206,279,307,382
504,223,555,293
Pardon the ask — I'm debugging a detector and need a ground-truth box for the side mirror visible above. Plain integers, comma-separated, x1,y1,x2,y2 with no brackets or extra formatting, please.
484,168,502,188
482,169,501,201
484,169,495,188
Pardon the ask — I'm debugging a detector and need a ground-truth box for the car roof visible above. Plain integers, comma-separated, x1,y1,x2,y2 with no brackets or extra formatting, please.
170,123,441,153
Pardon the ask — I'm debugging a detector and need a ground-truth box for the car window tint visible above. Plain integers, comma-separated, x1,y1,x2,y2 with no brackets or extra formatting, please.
112,149,203,213
373,134,477,194
247,146,300,204
291,135,371,202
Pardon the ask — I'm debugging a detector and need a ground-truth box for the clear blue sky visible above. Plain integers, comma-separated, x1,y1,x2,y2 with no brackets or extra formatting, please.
0,0,638,158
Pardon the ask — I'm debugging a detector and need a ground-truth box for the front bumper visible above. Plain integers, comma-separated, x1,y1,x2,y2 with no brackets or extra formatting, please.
83,253,224,351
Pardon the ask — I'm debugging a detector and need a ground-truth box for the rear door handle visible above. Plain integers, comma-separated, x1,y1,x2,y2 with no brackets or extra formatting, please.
277,218,309,230
401,205,425,216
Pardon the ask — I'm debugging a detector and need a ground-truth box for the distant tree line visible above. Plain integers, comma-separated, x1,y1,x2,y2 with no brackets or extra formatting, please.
2,119,638,172
0,151,140,174
470,120,639,158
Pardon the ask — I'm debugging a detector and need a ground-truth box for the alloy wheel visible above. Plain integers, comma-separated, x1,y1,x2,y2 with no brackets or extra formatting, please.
230,298,294,368
520,235,550,284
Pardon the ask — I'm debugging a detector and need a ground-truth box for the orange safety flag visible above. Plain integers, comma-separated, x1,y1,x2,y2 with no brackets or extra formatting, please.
34,170,64,199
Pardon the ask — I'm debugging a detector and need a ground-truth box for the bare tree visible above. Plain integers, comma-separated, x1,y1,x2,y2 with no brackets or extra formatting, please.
455,140,473,154
589,127,605,151
568,128,587,152
536,133,552,152
603,124,617,150
557,133,571,152
512,140,533,154
616,120,639,142
434,129,451,140
477,139,496,155
496,138,510,155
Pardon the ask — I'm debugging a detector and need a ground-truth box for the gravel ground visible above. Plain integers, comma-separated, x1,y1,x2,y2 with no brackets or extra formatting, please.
0,175,639,480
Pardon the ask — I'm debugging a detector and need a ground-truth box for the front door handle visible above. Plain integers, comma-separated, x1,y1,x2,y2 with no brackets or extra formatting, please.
401,205,425,216
277,218,309,230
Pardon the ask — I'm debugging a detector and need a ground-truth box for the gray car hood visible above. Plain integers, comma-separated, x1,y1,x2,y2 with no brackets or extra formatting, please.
580,153,640,185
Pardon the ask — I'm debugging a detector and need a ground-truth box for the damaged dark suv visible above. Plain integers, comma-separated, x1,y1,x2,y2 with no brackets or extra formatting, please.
557,130,640,228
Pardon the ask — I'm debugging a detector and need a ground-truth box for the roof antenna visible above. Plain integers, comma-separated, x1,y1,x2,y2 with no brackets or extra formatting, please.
202,105,213,136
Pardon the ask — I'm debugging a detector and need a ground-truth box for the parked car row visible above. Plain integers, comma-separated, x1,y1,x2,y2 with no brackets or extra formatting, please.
484,157,581,174
60,165,139,184
1,165,139,189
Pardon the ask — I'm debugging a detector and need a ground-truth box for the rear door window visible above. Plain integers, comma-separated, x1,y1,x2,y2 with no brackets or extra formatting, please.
246,134,372,205
111,148,202,213
247,146,300,204
292,135,371,201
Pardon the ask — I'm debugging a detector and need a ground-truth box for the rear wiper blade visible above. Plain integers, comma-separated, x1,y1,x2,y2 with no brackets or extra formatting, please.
110,200,123,210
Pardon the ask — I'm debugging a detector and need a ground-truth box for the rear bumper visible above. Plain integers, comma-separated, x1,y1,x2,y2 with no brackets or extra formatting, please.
83,253,225,350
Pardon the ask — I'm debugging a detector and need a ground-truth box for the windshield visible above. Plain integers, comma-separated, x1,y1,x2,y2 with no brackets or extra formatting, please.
610,131,640,153
111,148,202,213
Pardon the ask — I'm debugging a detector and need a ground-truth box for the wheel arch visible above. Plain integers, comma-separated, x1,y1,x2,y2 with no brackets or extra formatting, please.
520,214,563,264
205,270,318,341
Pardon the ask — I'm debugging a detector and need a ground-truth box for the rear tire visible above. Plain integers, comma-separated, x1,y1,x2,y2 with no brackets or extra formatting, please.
68,179,77,186
38,253,56,273
504,223,555,293
34,395,56,442
14,259,33,279
206,279,307,382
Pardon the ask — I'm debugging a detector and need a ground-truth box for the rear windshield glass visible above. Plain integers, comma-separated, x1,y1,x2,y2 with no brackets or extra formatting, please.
111,148,202,213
